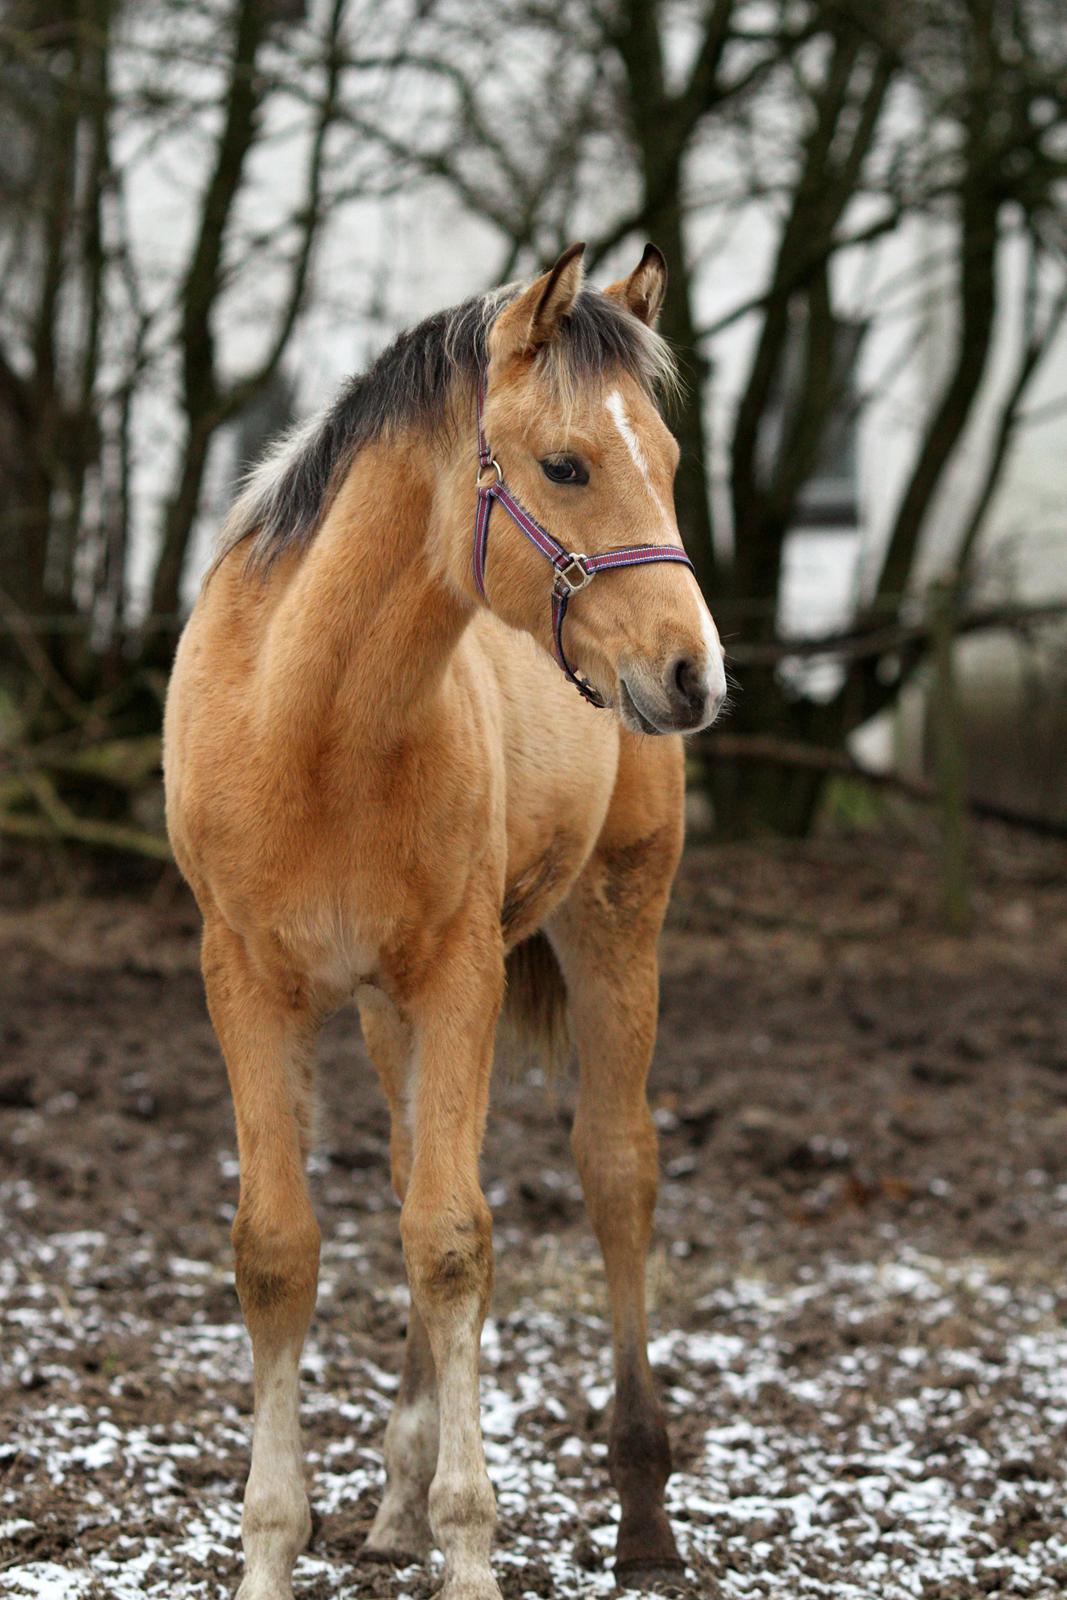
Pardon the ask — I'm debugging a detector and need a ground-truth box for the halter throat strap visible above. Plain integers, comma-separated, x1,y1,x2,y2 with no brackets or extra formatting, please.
471,369,695,708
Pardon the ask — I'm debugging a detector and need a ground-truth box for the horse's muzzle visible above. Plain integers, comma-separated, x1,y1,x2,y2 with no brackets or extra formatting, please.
618,649,727,735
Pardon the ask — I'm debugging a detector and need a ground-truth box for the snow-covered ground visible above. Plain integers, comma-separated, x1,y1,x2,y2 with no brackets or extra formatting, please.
3,1185,1067,1600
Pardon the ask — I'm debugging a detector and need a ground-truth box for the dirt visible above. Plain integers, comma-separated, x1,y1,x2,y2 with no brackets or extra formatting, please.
1,821,1066,1599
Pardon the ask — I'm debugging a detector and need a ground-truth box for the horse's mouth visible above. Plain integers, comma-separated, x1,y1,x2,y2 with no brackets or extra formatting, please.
618,677,667,736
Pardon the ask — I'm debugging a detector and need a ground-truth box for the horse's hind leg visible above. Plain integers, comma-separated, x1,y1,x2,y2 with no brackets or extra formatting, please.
202,920,322,1600
359,993,438,1563
548,758,685,1586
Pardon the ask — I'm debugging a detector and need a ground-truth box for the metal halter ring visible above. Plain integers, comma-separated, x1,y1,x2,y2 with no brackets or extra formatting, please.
554,554,594,595
476,458,503,489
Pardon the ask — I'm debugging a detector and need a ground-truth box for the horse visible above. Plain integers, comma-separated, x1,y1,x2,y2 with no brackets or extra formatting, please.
163,241,727,1600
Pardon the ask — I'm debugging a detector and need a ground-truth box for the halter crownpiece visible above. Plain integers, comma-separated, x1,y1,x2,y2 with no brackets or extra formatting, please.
471,368,696,708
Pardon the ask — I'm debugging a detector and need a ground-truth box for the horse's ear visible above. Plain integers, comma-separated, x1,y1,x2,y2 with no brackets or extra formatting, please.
604,243,667,327
489,243,585,363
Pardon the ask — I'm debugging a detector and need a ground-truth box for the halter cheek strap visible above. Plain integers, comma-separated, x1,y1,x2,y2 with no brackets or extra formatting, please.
472,370,696,708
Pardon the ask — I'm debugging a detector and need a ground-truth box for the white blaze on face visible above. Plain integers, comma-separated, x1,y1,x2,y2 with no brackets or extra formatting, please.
605,388,675,540
606,388,727,706
700,604,728,707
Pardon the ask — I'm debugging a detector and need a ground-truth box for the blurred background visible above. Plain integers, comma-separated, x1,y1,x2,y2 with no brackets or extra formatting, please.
1,0,1065,862
4,8,1067,1598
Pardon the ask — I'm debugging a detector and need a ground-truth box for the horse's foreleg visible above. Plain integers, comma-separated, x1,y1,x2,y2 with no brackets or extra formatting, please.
399,930,503,1600
359,995,439,1563
203,921,321,1600
550,876,683,1586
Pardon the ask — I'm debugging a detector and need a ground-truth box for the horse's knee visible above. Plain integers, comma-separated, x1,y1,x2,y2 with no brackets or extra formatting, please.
242,1481,312,1547
400,1194,494,1314
232,1199,320,1321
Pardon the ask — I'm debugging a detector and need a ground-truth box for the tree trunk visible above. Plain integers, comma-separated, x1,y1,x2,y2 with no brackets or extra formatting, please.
647,173,716,596
707,751,828,839
612,0,717,593
150,418,215,627
705,665,833,836
148,0,269,621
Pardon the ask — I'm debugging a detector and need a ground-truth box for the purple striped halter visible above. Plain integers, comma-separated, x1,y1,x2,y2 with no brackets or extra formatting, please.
471,371,696,707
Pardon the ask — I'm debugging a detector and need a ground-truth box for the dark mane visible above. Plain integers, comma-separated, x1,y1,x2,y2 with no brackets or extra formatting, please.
218,283,677,572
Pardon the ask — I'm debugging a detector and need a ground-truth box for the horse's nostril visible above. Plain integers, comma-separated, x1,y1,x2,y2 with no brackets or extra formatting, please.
671,656,703,710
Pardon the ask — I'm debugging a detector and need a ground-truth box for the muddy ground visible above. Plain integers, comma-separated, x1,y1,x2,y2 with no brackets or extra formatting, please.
1,820,1066,1599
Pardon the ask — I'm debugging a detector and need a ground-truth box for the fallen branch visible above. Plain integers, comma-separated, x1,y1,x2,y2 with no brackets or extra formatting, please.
700,732,1067,839
0,586,104,732
0,770,172,860
53,735,162,788
0,811,173,859
726,599,1067,666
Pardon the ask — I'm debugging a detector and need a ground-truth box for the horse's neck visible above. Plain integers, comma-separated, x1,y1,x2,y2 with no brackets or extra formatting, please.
262,435,470,750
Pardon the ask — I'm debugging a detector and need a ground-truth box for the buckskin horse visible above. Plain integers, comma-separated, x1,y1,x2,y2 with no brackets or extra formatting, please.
163,242,726,1600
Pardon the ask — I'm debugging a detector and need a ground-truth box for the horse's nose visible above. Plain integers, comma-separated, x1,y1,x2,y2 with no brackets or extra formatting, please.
671,655,705,714
664,652,727,727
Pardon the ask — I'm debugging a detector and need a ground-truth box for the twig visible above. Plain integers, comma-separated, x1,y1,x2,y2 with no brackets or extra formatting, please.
1,770,172,859
726,599,1067,666
0,586,101,732
700,732,1067,839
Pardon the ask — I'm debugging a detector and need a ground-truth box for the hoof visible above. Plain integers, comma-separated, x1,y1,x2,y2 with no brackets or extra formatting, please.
615,1557,690,1595
365,1498,433,1563
235,1580,294,1600
361,1542,426,1568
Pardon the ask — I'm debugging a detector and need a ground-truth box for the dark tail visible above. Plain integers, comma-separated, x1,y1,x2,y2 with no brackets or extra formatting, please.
498,932,570,1077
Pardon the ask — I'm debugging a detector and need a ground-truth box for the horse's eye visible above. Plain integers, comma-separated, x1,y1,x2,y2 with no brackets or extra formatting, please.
541,455,588,486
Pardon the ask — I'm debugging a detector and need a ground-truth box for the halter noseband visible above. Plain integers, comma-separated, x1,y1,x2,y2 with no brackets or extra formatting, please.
471,371,695,708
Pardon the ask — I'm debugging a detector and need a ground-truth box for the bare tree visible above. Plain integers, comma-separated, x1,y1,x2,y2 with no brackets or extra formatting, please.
0,0,406,704
0,0,115,629
402,0,1067,832
3,0,1065,845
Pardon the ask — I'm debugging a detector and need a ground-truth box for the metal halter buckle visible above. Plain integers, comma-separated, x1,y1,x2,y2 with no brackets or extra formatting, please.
554,554,594,594
476,458,503,489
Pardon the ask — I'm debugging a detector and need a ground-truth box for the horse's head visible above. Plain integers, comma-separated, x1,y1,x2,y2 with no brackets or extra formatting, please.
476,243,726,734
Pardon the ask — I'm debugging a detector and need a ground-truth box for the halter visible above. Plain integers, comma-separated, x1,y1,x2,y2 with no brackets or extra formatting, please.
471,370,695,707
